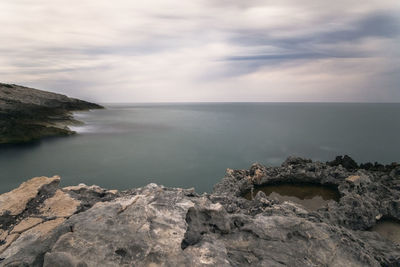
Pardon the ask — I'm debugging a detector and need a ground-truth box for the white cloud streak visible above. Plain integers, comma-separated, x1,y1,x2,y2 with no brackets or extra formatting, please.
0,0,399,102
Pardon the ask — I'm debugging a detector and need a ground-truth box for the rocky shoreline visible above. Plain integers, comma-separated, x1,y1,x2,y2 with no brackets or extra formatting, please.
0,83,103,144
1,156,400,266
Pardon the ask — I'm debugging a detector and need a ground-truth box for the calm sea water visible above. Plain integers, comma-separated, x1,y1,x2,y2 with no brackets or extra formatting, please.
1,103,399,194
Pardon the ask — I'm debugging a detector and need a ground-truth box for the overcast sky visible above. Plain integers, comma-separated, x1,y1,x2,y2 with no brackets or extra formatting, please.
1,0,399,102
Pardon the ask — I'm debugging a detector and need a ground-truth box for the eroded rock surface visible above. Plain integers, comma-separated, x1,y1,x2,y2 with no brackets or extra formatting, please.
1,157,400,266
0,177,120,263
0,176,60,216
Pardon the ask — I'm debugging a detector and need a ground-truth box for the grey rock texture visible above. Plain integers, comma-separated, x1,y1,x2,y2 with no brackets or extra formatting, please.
214,156,400,231
0,83,103,144
1,157,400,266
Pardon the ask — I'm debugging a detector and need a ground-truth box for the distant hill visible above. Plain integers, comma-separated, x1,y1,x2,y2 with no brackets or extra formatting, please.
0,83,103,144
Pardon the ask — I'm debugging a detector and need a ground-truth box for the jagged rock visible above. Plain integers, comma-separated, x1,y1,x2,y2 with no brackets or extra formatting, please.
43,185,198,267
0,176,120,265
0,157,399,266
327,155,359,170
1,218,66,259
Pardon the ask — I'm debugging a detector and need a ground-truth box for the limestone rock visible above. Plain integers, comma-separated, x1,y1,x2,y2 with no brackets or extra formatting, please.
39,190,80,218
346,175,361,182
0,157,400,266
1,218,66,260
0,234,19,254
0,176,60,216
0,230,7,241
11,218,43,234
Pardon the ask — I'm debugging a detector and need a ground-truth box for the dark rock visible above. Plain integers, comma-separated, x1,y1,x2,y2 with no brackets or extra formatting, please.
360,162,400,173
282,156,312,167
0,82,103,144
327,155,359,171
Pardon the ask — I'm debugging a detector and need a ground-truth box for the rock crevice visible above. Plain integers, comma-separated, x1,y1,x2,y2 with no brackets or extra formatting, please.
0,156,399,266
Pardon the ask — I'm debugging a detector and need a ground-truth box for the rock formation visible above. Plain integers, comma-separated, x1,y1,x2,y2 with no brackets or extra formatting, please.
0,157,399,266
0,83,103,144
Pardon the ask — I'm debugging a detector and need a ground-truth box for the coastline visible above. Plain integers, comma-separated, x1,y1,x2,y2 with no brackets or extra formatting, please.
0,83,103,144
0,156,399,266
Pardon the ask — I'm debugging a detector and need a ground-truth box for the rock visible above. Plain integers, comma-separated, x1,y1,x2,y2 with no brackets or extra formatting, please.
63,184,103,192
327,155,359,170
0,157,399,266
43,251,88,267
39,190,80,218
0,230,7,241
0,234,19,254
0,176,121,265
63,183,121,213
1,218,66,260
39,184,200,266
346,175,361,183
282,156,312,167
11,218,43,234
0,176,60,216
0,82,103,144
107,190,119,195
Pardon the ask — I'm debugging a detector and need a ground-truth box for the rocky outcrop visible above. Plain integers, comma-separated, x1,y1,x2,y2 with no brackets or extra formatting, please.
0,83,103,144
327,155,399,173
1,157,399,266
214,156,400,231
0,176,119,265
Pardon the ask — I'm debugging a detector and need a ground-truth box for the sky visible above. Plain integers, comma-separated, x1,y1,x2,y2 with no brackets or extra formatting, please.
0,0,399,102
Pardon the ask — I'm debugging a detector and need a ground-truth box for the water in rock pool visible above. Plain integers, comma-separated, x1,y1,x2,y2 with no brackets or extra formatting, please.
243,183,340,211
371,219,400,244
1,103,400,194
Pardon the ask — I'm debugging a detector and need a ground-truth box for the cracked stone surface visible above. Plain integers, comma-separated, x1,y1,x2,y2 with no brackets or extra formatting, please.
11,218,43,234
0,156,399,266
39,190,80,218
0,176,60,216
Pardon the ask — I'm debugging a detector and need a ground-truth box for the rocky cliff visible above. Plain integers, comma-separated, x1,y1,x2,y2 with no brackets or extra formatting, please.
0,83,103,144
0,157,399,266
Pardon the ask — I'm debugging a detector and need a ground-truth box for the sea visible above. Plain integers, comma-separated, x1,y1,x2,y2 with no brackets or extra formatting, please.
1,103,399,194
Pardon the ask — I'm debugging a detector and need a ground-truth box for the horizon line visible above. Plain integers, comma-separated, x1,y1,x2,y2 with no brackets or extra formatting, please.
96,101,400,105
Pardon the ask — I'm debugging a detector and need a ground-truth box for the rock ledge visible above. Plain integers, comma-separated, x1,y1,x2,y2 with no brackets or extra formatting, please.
1,156,399,266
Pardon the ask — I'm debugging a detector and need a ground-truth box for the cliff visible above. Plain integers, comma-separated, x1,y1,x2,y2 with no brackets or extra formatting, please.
0,157,399,266
0,83,103,144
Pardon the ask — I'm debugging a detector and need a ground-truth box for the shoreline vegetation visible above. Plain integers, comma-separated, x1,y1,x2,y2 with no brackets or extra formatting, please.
0,82,103,144
0,156,399,266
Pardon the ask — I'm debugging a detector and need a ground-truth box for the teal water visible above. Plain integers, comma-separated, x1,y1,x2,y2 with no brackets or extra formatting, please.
1,103,399,193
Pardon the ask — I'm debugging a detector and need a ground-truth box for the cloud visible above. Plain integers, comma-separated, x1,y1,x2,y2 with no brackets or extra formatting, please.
226,52,368,62
222,10,400,75
0,0,399,102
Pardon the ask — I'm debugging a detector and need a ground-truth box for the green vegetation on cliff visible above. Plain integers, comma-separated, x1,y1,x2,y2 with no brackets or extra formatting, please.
0,83,103,144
